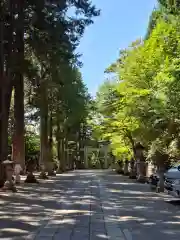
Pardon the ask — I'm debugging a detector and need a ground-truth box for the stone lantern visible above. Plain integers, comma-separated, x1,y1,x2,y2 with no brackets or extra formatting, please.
39,163,49,179
25,158,39,183
134,142,146,183
2,159,17,192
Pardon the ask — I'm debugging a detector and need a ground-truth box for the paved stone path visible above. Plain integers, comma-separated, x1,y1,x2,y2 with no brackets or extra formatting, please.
100,171,180,240
1,170,180,239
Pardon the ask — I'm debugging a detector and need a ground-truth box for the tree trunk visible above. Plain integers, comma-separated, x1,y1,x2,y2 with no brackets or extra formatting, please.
136,160,146,183
56,138,61,172
135,146,146,183
79,130,85,168
12,0,25,173
60,139,65,172
0,1,5,187
156,153,168,192
56,113,62,173
13,82,24,183
129,158,136,179
123,160,129,175
13,77,25,168
56,138,65,173
47,111,55,176
39,80,49,179
0,81,11,187
9,0,25,185
0,3,13,186
49,110,53,161
64,138,69,170
69,153,73,170
157,167,165,192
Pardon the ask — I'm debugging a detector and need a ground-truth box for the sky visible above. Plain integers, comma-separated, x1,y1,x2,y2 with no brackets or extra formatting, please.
77,0,157,97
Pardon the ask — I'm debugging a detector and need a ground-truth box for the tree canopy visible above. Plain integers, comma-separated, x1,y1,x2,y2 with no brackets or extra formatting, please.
93,4,180,167
0,0,100,184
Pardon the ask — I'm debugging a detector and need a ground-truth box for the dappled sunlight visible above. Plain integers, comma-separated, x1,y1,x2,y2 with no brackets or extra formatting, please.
142,222,156,226
14,216,41,225
52,217,76,225
159,210,173,214
13,205,32,210
96,234,109,239
56,173,77,177
108,188,121,193
75,200,90,205
122,189,146,195
79,180,91,184
161,230,179,235
164,221,180,225
55,209,90,215
111,182,135,186
100,171,180,239
119,216,146,222
0,172,86,238
104,215,118,223
1,228,29,233
1,170,180,239
133,206,151,210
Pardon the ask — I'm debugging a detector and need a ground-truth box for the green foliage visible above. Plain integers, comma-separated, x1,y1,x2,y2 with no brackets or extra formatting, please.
92,11,180,167
158,0,180,14
0,0,100,169
145,8,164,39
25,132,40,157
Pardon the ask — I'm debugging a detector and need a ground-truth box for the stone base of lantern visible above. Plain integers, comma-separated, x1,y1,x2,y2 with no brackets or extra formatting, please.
116,169,124,174
124,171,129,176
56,168,64,174
3,180,17,192
137,175,146,183
25,173,39,183
129,167,137,179
15,175,21,184
39,171,49,179
150,183,157,191
123,163,129,176
129,172,137,179
48,170,56,176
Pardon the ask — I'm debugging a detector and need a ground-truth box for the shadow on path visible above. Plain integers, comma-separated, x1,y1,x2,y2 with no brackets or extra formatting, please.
1,170,180,240
100,171,180,240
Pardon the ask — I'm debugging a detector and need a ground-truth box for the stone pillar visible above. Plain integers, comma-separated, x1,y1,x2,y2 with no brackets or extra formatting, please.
25,160,39,183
